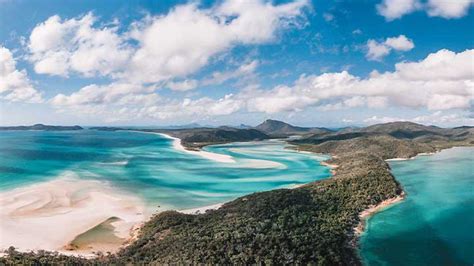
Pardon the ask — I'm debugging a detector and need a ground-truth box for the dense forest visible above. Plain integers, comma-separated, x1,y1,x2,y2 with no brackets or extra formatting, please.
1,121,473,265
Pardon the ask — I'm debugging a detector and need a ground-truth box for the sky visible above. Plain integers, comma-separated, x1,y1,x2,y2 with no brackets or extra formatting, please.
0,0,473,127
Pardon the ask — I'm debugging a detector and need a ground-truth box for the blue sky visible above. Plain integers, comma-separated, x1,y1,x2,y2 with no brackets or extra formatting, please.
0,0,473,127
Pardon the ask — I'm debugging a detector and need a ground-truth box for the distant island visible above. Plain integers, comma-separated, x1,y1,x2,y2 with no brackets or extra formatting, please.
1,120,473,264
0,124,83,131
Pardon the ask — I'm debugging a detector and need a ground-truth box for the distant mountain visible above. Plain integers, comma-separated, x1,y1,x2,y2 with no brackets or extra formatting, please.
294,121,474,145
255,119,332,137
0,124,83,131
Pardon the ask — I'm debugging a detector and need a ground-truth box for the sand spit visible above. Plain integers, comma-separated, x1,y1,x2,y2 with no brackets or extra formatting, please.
153,133,236,163
0,173,145,255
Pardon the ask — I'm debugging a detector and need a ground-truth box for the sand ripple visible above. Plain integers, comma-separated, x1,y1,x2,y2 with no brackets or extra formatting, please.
0,172,145,254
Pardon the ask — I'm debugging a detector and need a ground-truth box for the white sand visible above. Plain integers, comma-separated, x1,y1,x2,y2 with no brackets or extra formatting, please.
179,203,223,215
354,193,405,236
156,133,236,163
238,159,286,169
0,172,146,254
385,152,437,162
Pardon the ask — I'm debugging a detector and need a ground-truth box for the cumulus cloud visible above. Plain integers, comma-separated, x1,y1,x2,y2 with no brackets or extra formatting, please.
246,48,474,113
28,13,132,77
366,40,391,61
385,35,415,51
426,0,474,18
377,0,421,20
30,0,308,85
124,0,307,83
366,35,414,61
377,0,473,20
0,46,42,103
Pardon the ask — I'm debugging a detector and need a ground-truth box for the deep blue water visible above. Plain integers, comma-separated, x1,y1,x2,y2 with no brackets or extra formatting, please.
0,130,330,210
360,147,474,266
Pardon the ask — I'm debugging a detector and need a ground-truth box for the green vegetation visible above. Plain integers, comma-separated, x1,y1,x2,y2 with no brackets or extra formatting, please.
1,121,472,265
255,119,332,137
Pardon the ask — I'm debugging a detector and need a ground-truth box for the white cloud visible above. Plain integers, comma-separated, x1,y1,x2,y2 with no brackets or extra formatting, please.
377,0,473,20
48,46,473,123
366,40,391,61
29,13,132,77
363,115,406,124
393,48,473,81
246,48,474,113
167,79,198,91
123,0,308,83
412,111,474,125
51,82,155,107
366,35,414,61
426,0,474,18
30,0,308,85
385,35,415,51
377,0,421,21
0,46,42,103
364,111,474,126
202,60,259,86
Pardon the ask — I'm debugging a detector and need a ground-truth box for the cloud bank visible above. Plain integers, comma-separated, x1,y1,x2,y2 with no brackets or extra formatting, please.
377,0,474,20
50,48,474,123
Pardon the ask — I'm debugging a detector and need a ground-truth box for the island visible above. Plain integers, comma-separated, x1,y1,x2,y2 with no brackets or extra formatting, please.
0,124,83,131
1,121,473,265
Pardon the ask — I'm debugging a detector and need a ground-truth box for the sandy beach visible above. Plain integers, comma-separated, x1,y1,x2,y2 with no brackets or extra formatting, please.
320,161,339,175
179,203,224,215
354,192,405,236
385,151,437,161
154,133,236,163
0,172,146,255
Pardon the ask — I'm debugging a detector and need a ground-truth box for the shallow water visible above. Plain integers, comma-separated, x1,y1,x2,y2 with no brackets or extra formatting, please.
360,147,474,266
0,130,330,211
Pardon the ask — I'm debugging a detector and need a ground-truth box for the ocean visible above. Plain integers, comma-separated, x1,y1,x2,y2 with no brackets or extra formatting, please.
360,147,474,266
0,129,330,211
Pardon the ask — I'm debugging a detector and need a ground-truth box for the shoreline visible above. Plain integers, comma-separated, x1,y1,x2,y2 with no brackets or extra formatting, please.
179,203,224,215
320,161,338,175
385,151,438,162
150,132,236,163
354,192,405,237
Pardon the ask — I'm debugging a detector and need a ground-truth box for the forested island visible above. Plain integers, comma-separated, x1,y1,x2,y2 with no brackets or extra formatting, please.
1,121,473,264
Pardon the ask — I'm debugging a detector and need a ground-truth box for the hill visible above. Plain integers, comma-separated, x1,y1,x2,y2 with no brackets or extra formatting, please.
255,119,332,137
0,124,83,131
295,122,474,146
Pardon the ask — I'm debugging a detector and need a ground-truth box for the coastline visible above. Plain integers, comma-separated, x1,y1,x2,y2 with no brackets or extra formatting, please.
320,161,338,175
179,203,224,215
385,151,438,161
151,132,236,163
354,192,405,236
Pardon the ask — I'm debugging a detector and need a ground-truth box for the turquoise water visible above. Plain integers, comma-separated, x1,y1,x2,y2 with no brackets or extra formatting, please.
0,130,330,211
360,147,474,266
